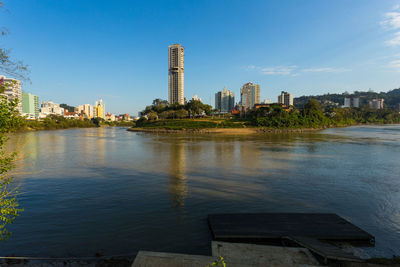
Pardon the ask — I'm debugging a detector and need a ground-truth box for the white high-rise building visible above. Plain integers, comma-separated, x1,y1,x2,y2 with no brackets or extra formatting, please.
240,82,260,110
343,97,359,108
343,98,351,108
0,75,22,113
78,104,94,118
40,101,64,116
168,44,184,105
278,91,293,106
215,87,235,113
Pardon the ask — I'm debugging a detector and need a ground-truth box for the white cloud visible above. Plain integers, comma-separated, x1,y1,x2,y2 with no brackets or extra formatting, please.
246,65,256,70
302,67,350,73
260,65,297,75
381,4,400,46
381,11,400,29
385,31,400,46
388,59,400,71
246,65,350,75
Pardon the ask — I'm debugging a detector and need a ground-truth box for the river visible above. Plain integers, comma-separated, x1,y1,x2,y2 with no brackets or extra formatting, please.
1,125,400,258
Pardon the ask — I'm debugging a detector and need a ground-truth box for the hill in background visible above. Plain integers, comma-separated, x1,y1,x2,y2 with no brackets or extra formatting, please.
294,88,400,109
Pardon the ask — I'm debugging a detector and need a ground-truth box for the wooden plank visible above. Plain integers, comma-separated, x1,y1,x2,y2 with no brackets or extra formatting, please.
208,213,375,246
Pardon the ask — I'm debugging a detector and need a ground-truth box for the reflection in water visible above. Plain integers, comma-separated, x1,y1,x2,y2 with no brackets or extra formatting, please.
1,125,400,258
7,132,41,177
168,139,187,207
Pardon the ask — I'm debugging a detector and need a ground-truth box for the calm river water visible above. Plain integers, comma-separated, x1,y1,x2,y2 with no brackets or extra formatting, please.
1,125,400,257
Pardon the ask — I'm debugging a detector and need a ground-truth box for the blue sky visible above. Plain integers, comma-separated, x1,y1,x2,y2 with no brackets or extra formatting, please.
2,0,400,115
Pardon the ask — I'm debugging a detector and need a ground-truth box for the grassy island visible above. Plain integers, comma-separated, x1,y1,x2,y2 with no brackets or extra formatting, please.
129,99,400,133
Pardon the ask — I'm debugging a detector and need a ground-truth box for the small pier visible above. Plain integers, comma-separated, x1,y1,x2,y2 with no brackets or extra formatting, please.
132,213,376,266
208,213,374,245
208,213,375,263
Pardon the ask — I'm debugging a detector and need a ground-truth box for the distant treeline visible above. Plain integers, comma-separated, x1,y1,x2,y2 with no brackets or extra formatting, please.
12,115,134,132
135,99,400,130
294,88,400,109
249,100,400,129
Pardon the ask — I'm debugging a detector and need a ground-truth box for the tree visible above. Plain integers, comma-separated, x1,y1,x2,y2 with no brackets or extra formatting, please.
175,109,188,118
0,0,28,239
0,94,23,239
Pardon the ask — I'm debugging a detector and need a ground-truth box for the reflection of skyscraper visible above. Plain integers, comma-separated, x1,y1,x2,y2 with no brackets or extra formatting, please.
168,140,187,207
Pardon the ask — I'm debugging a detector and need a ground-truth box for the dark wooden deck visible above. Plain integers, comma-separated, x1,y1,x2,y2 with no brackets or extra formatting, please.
208,213,375,246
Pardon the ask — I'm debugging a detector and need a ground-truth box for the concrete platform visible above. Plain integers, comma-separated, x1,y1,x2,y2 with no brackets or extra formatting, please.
212,241,322,266
132,243,325,267
131,251,229,267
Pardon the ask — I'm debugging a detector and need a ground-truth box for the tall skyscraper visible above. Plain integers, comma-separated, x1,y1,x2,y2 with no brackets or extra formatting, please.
215,87,235,113
22,92,39,118
278,91,293,106
168,44,184,105
240,82,260,110
0,75,22,113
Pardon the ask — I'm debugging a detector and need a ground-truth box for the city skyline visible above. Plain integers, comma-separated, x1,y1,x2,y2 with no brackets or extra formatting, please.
2,0,400,115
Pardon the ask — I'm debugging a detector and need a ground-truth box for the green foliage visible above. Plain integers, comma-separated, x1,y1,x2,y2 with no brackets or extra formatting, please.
294,88,400,110
0,95,23,240
135,119,218,130
140,99,213,118
0,0,28,240
249,99,400,128
103,120,135,127
206,256,226,267
15,115,98,130
331,107,400,125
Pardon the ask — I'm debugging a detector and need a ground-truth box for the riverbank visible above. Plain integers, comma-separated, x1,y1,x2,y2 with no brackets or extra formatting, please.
11,119,134,133
128,118,400,134
128,126,326,134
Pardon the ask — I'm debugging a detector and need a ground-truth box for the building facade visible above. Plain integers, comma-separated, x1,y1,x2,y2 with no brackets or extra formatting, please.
40,101,64,116
22,92,39,118
94,99,105,119
105,112,116,121
240,82,260,110
77,104,94,118
369,99,384,109
0,75,22,113
192,94,201,102
215,87,235,113
343,97,359,108
278,91,293,107
168,44,184,105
